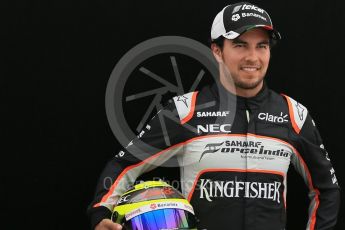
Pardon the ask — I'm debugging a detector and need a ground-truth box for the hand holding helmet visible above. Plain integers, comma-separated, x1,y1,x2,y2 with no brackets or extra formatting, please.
95,219,123,230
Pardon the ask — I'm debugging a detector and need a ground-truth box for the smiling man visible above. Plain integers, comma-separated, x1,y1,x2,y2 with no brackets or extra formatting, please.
206,2,340,229
88,2,340,230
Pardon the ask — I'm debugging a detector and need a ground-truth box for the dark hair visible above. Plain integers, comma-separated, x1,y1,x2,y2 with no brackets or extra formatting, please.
209,36,225,50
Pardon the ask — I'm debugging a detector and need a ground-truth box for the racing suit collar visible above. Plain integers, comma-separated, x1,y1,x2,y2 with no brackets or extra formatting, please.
211,81,269,110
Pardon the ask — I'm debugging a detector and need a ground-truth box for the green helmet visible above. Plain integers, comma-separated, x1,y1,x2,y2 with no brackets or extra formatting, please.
111,181,198,230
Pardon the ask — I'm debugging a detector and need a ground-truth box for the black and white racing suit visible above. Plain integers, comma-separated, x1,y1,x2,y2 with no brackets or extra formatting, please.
88,83,340,230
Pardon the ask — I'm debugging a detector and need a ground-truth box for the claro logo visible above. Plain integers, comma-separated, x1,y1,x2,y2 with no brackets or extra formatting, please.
197,124,231,133
258,112,288,123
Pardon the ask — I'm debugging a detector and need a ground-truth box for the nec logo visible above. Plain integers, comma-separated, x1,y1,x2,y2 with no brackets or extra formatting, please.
258,112,288,123
197,124,231,133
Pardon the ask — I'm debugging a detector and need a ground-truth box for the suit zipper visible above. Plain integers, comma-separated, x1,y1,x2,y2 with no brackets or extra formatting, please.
246,109,250,123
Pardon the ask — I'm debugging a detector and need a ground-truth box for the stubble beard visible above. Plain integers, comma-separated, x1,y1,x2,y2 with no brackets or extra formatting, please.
220,62,266,94
230,66,266,90
233,76,264,90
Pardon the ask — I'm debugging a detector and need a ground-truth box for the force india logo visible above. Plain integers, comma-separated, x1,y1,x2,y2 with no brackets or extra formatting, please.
199,179,281,203
199,140,290,161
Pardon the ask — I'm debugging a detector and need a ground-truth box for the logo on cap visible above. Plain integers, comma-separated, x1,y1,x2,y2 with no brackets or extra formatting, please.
232,5,242,14
232,14,240,21
224,31,239,38
241,4,264,13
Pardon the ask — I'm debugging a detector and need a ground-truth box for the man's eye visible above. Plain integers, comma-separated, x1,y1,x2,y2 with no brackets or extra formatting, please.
234,44,245,48
258,44,269,49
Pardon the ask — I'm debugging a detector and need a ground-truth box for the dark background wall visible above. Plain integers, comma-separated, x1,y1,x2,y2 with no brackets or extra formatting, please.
3,0,345,229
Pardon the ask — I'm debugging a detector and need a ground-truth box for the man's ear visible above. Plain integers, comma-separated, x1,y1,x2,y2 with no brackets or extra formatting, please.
211,43,223,63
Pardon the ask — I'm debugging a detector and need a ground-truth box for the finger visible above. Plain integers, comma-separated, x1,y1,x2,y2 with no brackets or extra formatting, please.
107,222,122,230
113,223,123,230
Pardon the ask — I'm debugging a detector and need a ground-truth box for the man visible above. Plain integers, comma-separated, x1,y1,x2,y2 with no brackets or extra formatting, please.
88,2,340,229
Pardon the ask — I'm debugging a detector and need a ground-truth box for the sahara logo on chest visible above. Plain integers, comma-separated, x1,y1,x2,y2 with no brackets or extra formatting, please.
197,111,230,117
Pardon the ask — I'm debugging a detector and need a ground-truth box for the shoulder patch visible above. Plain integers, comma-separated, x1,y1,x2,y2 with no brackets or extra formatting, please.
173,91,198,124
282,94,308,134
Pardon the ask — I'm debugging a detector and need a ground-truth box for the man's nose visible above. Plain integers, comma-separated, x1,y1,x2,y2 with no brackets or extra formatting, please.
244,48,259,63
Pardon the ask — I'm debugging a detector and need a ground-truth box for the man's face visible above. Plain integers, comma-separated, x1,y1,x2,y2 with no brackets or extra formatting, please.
216,28,271,91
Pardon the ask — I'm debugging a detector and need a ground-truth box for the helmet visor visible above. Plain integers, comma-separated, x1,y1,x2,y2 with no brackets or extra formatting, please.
123,208,197,230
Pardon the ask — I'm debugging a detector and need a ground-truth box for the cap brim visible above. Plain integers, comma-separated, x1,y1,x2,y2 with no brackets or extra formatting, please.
222,25,281,40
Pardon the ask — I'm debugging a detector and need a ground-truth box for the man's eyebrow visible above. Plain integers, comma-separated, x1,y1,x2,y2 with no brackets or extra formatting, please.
232,38,247,44
258,40,270,45
232,38,270,45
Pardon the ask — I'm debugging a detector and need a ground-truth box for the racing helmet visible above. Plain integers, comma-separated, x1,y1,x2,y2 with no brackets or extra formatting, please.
112,181,198,230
